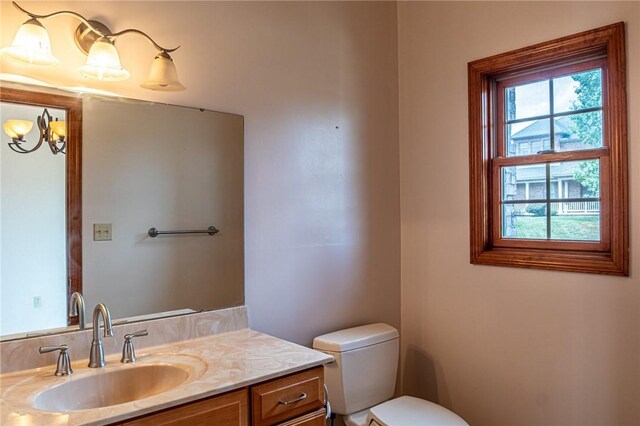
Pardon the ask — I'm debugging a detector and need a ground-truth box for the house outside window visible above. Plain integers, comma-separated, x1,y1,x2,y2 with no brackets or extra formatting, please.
502,116,601,241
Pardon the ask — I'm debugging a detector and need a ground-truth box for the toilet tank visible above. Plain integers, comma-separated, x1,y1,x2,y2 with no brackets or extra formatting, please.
312,323,399,415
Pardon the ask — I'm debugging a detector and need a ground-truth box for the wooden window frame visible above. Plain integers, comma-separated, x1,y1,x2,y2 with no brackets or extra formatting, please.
468,23,628,275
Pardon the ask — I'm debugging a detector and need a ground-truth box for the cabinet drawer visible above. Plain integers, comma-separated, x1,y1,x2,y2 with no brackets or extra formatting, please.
251,367,324,426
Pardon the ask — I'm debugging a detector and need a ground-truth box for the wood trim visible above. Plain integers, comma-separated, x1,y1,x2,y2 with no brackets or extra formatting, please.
492,148,609,167
473,248,625,275
605,22,629,276
467,23,618,76
278,408,327,426
468,22,628,275
496,57,607,89
469,62,492,262
117,388,248,426
0,87,83,320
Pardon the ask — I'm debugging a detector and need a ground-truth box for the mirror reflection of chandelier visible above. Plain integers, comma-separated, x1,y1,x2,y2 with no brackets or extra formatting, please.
2,108,66,154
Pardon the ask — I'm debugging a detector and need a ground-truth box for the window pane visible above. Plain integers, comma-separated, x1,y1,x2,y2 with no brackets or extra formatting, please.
555,112,603,152
506,80,550,121
507,119,551,157
553,69,602,113
502,165,546,201
502,203,547,239
550,202,600,241
550,160,599,198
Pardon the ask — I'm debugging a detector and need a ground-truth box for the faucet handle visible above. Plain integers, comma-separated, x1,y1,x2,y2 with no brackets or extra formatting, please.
39,344,73,376
124,329,149,341
121,329,148,363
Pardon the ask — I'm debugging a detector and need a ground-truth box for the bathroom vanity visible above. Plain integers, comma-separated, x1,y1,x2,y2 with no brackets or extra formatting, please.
0,83,332,425
119,366,325,426
0,307,333,425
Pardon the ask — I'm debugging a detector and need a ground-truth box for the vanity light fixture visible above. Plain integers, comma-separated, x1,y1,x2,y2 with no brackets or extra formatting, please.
2,109,66,154
0,2,185,91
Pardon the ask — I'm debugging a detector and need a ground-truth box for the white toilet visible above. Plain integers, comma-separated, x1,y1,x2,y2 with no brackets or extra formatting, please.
313,323,468,426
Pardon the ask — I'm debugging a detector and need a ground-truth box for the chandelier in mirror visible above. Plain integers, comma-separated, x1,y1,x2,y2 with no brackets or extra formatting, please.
0,2,185,91
3,109,66,154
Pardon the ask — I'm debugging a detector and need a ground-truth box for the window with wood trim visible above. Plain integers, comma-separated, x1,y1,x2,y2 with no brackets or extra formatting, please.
468,23,628,275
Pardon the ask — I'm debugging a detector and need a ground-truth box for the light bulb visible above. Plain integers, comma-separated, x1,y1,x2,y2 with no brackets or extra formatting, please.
141,51,185,91
49,121,66,140
79,37,129,81
3,119,34,140
0,18,59,67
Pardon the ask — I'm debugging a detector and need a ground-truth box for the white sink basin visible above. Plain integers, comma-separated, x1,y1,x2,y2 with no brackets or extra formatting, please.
24,354,207,412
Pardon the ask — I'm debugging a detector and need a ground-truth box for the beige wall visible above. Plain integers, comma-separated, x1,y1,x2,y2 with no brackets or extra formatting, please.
0,2,401,344
398,2,639,425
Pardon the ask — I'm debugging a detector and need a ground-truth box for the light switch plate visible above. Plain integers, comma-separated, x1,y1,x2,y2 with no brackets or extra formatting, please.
93,223,112,241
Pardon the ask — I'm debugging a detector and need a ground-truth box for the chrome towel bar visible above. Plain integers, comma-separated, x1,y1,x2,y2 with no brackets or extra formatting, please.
148,226,219,238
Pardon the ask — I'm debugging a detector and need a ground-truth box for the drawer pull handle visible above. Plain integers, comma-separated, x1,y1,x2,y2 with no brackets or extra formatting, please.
278,392,307,405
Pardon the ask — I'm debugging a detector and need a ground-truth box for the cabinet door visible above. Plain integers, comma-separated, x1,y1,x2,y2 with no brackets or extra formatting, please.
278,409,326,426
120,388,248,426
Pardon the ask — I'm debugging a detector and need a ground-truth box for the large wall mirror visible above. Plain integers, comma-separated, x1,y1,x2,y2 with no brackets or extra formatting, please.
0,83,244,341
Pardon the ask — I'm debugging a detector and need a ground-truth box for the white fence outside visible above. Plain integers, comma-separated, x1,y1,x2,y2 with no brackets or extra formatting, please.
512,201,599,216
558,201,599,215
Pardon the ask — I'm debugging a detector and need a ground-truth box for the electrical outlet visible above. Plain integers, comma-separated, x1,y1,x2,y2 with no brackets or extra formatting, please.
33,296,41,308
93,223,112,241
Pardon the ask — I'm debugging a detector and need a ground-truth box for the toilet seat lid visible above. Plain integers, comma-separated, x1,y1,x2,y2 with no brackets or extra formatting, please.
367,396,468,426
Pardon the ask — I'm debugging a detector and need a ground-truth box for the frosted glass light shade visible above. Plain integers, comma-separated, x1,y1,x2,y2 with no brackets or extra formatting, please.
49,121,66,139
0,19,59,67
141,51,185,91
79,37,130,81
3,119,34,140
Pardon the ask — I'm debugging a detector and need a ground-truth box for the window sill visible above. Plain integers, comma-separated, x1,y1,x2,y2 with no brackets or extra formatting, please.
471,246,627,275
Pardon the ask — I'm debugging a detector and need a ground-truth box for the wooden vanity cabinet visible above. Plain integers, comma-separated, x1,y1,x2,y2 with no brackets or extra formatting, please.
120,389,248,426
116,367,325,426
278,409,326,426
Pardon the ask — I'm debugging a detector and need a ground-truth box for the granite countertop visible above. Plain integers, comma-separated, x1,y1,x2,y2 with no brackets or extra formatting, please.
0,328,333,425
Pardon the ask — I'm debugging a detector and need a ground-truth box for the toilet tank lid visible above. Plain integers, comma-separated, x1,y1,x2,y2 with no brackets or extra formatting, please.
312,323,399,352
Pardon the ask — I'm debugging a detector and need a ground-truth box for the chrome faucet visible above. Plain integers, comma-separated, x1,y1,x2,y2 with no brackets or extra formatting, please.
121,329,148,363
68,292,86,330
39,344,73,376
88,303,114,368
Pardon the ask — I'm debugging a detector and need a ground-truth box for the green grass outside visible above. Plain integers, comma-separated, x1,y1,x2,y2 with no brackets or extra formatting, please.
514,215,600,240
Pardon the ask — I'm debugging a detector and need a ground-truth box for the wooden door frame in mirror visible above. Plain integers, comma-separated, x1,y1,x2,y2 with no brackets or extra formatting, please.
0,87,82,326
